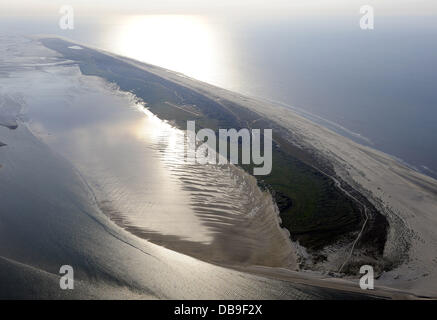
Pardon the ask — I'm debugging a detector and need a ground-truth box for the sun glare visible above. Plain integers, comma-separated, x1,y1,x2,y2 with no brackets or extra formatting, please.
111,15,222,83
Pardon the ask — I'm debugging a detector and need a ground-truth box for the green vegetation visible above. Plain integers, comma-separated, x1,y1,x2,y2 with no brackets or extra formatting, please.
41,38,388,252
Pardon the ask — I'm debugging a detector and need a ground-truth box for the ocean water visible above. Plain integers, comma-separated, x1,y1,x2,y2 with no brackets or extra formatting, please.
0,36,294,267
2,14,437,178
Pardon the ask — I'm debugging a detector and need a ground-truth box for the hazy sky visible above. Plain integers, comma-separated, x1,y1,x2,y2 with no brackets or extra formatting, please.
3,0,437,17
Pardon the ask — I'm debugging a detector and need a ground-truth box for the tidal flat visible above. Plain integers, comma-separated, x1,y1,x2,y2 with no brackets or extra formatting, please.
0,35,435,298
39,37,389,274
38,36,437,297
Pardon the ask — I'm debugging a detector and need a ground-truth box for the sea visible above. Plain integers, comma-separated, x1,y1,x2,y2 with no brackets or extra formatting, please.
2,13,437,178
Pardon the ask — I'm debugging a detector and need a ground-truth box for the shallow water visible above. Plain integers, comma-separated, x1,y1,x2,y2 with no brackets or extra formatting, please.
0,35,390,299
0,36,294,267
2,13,437,178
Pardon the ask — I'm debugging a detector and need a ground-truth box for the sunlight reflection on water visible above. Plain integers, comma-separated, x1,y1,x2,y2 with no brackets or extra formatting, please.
109,15,228,85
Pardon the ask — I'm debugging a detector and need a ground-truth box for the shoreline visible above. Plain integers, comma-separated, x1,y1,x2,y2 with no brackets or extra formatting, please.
40,36,381,263
37,36,437,297
100,43,437,296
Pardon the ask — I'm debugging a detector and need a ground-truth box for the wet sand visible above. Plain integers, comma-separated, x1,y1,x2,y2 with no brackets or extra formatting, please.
90,40,437,297
18,65,296,270
0,36,305,298
0,103,378,300
0,35,434,298
140,66,437,297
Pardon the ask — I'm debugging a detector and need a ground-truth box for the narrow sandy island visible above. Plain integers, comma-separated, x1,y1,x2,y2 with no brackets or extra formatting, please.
0,35,391,299
97,48,437,297
31,35,436,298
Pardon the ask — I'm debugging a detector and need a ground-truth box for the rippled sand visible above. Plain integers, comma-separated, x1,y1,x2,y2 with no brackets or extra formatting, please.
0,36,296,270
2,35,433,298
